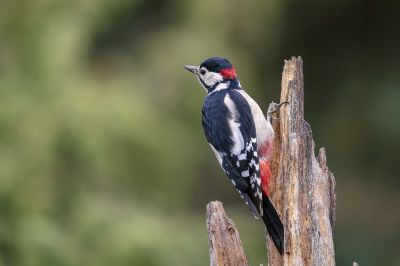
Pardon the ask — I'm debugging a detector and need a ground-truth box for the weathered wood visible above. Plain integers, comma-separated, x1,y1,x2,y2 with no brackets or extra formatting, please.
206,201,248,266
267,57,336,265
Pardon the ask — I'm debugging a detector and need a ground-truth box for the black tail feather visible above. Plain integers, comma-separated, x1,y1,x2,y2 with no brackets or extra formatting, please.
262,196,284,255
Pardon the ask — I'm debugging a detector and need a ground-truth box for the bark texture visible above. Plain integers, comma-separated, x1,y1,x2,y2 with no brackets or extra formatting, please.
206,201,248,266
267,57,336,266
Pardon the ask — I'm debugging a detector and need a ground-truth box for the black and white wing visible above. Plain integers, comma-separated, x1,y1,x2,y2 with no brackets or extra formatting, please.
202,90,263,217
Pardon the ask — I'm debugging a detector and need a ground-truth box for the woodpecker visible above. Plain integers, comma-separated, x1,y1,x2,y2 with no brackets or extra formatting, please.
184,57,284,254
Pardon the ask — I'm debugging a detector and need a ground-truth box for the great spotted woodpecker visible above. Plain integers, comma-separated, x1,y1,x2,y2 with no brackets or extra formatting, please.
184,57,284,254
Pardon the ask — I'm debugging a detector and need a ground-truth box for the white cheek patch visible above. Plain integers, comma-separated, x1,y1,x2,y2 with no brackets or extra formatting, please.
197,76,208,93
202,72,223,87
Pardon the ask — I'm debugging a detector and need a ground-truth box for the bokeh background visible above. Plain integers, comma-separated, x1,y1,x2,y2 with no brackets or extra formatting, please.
1,0,400,265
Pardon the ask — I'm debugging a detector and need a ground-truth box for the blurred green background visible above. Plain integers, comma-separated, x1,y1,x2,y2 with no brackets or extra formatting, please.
1,0,400,265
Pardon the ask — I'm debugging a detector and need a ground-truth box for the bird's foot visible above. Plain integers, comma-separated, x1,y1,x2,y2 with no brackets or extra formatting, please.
268,101,289,115
267,101,289,122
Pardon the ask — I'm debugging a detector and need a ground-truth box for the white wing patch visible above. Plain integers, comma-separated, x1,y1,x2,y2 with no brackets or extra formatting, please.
241,170,249,177
237,153,247,160
224,93,244,155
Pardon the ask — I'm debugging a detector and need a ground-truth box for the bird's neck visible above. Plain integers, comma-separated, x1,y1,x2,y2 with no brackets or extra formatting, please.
208,78,242,94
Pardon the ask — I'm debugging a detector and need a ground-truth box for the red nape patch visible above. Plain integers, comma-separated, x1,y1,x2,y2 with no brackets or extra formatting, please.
220,67,237,79
260,160,271,195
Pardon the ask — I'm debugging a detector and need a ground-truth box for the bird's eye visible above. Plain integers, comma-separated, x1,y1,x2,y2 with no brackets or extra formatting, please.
199,68,207,75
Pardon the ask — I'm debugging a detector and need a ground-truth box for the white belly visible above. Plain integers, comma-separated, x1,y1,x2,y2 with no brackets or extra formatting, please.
238,90,274,148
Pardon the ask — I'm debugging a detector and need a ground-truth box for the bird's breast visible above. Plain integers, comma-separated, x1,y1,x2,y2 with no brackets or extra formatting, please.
237,90,274,158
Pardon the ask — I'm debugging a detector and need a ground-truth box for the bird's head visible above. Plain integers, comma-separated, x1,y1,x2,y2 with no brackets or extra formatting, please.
184,57,240,94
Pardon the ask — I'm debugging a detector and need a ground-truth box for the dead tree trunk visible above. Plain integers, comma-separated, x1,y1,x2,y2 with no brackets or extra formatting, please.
267,57,336,265
206,201,248,266
206,57,336,266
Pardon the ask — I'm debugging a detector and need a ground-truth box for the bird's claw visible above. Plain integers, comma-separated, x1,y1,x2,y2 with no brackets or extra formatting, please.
267,101,289,115
266,101,289,123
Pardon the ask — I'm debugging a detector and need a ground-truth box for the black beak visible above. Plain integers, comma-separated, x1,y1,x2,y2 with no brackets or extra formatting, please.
184,65,198,75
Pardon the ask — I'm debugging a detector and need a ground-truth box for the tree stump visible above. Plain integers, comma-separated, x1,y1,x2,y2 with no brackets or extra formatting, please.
206,201,248,266
267,57,336,265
